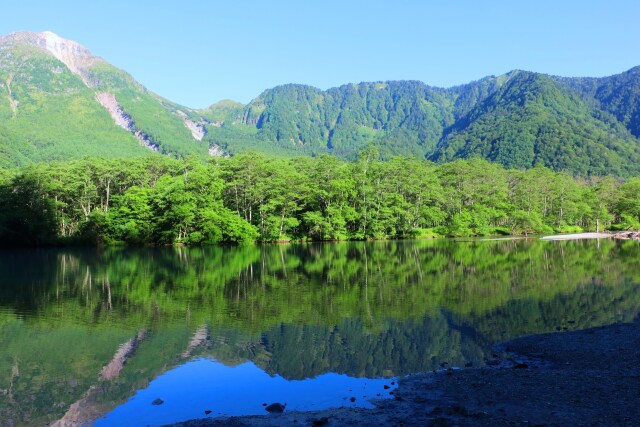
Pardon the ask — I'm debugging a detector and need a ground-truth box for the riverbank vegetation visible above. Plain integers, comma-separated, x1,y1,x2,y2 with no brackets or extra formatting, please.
0,149,638,246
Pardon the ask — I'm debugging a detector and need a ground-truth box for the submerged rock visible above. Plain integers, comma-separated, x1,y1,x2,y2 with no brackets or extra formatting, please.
151,398,164,406
265,402,286,413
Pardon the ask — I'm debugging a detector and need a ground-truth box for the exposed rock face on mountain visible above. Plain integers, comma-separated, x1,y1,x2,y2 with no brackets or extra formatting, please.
39,30,101,86
95,92,159,151
177,109,207,141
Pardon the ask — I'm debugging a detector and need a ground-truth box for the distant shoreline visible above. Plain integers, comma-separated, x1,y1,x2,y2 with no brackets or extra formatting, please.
166,320,640,426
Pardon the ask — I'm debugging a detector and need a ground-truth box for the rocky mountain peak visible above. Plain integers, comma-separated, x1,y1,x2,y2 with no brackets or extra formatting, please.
38,31,102,86
0,30,103,87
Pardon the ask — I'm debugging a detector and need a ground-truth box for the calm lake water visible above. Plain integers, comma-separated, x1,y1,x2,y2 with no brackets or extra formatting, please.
1,238,639,426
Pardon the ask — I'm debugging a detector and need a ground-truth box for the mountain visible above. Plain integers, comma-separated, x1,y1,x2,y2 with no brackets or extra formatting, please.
432,71,640,176
1,31,640,176
241,81,454,158
206,68,640,176
0,31,208,167
556,66,640,138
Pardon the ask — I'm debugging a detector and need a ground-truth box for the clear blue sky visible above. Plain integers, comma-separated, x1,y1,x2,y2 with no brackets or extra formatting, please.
1,0,638,108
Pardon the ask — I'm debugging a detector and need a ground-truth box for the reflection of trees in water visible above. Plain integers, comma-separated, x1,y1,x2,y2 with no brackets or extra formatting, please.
1,239,640,331
1,239,640,424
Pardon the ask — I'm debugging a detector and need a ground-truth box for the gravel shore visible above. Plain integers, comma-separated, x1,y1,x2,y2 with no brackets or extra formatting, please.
166,320,640,427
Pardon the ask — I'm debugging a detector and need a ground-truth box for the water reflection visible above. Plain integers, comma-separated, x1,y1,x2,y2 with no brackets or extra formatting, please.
0,238,639,426
94,358,397,427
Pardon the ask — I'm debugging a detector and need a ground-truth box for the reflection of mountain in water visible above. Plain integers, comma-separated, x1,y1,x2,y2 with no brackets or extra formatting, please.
257,315,488,379
1,239,640,425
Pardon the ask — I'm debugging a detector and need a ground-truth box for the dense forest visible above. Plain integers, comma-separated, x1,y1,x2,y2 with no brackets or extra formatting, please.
1,150,638,246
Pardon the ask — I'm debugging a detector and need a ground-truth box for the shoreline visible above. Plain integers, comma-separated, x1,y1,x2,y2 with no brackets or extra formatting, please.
540,232,613,240
166,320,640,426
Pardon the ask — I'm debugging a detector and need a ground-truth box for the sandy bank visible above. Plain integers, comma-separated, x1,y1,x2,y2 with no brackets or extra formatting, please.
540,232,613,241
166,320,640,426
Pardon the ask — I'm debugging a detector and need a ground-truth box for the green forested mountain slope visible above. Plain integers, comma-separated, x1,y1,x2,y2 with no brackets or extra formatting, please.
558,66,640,138
227,81,456,159
207,68,640,176
0,31,207,167
433,71,640,176
1,31,640,176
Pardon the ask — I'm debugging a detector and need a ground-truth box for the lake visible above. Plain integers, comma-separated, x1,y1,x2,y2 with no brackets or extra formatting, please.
1,238,639,426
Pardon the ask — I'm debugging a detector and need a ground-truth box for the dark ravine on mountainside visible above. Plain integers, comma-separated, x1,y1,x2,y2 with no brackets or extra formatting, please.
1,30,640,176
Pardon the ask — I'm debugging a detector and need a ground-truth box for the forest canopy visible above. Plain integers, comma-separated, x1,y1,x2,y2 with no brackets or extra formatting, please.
0,151,638,246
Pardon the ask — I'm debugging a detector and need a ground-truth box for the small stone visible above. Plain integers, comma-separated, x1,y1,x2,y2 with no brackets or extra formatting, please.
265,402,286,413
262,403,267,406
383,385,391,389
151,398,164,406
204,410,212,415
391,381,395,385
350,397,356,402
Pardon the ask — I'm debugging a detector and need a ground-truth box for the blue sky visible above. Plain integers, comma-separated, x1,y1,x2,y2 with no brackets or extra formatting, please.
1,0,638,108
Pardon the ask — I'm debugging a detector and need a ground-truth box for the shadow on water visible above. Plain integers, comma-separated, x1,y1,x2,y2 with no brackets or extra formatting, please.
1,238,640,425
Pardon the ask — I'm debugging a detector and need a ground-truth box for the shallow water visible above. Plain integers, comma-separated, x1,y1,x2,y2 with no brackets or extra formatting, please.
1,238,639,426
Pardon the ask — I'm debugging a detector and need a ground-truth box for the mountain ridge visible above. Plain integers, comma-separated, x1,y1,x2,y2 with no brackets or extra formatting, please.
1,31,640,176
